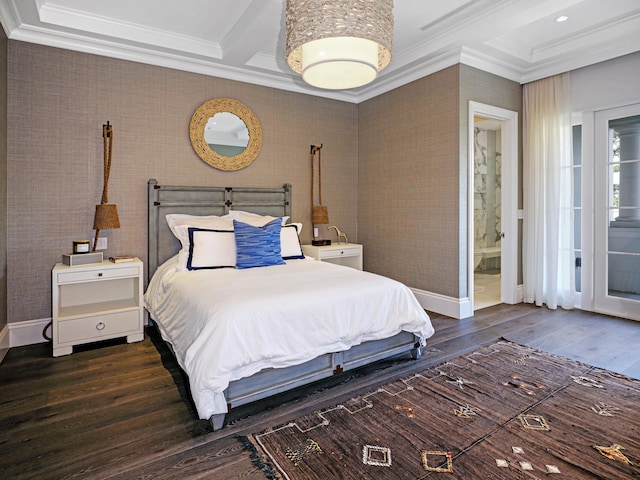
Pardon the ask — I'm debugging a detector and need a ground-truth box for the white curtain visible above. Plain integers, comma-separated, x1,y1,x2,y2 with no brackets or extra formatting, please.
523,73,575,310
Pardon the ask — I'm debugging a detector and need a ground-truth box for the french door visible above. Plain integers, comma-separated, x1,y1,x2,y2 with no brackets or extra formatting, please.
594,103,640,320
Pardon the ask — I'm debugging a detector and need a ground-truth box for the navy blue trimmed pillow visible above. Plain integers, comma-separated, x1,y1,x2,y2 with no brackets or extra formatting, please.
280,224,305,260
186,227,236,270
234,219,285,269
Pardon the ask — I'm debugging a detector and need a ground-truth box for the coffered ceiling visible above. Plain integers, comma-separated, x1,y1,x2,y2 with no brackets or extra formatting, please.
1,0,638,103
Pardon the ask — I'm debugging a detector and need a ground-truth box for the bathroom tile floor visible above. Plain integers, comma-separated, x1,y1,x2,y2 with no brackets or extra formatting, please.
474,272,501,310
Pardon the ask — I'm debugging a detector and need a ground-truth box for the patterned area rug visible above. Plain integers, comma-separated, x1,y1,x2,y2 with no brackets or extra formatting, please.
243,340,640,479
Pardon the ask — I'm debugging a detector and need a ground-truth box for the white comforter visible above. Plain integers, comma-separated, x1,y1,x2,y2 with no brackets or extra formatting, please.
144,257,435,419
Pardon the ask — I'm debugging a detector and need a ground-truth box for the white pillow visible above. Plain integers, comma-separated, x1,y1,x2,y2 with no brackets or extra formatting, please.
181,223,303,269
281,224,305,260
289,222,303,235
166,213,231,237
166,212,298,270
228,210,289,226
173,219,233,271
186,228,236,270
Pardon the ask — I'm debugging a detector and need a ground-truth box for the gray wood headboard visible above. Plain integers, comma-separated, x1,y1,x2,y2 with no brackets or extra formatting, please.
147,179,292,281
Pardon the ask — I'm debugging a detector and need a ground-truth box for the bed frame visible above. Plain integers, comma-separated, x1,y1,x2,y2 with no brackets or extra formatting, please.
147,179,422,430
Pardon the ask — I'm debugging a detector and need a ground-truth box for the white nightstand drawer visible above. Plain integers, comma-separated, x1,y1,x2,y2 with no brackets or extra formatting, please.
57,310,140,344
301,243,363,270
320,246,361,259
56,265,140,284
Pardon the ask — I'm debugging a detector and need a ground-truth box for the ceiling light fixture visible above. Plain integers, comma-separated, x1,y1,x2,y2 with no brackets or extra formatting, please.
555,15,569,23
285,0,394,90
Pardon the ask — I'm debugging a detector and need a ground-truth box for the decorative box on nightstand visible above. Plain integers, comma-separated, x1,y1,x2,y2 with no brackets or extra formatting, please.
51,258,144,357
301,243,363,270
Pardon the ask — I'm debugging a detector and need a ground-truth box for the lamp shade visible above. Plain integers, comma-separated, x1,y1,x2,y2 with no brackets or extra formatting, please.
286,0,393,90
312,205,329,225
93,204,120,230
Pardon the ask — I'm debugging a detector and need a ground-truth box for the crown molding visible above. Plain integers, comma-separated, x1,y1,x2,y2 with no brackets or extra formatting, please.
5,17,363,103
2,0,638,102
0,0,20,37
38,1,223,59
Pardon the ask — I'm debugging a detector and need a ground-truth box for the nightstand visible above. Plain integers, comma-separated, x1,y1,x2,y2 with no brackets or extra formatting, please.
301,243,363,270
52,258,144,357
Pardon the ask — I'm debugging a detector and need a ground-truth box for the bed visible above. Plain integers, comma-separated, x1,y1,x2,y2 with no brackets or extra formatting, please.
145,179,435,430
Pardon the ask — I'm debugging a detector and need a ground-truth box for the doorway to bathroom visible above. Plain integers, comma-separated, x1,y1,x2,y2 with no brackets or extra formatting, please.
473,117,503,309
468,102,518,312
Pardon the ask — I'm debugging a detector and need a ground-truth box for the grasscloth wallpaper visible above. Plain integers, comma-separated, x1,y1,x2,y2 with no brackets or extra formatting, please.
358,67,461,297
0,28,6,335
358,65,522,299
6,40,521,329
459,65,523,291
7,41,357,324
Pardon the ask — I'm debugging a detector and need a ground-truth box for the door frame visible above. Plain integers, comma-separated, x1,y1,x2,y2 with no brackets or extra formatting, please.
593,103,640,321
468,101,519,309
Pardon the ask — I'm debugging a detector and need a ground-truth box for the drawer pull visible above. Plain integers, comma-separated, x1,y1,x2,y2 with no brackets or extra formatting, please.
98,272,103,277
96,322,106,331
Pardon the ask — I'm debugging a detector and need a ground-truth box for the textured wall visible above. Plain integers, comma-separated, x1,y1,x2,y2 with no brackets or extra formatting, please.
357,65,521,299
6,40,523,326
7,41,358,324
0,27,6,334
358,66,461,297
460,65,523,291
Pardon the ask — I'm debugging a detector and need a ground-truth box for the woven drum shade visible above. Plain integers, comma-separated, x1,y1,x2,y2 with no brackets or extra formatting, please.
93,204,120,230
312,205,329,225
286,0,393,90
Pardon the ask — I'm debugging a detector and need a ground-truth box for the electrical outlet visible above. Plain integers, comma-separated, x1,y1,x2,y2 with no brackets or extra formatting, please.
96,237,108,250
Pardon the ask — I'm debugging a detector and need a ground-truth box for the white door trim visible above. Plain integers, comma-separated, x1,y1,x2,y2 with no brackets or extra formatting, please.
593,103,640,321
468,101,519,308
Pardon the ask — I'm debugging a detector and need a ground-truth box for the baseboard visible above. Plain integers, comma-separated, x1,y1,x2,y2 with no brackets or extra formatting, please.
0,323,9,364
417,284,525,320
411,288,474,319
9,317,51,348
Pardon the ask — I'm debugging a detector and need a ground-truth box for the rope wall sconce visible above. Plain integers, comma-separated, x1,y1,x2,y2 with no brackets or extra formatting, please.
311,143,332,246
92,121,120,251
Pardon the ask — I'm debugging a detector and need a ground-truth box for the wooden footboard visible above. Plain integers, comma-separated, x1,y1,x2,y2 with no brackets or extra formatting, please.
209,331,422,430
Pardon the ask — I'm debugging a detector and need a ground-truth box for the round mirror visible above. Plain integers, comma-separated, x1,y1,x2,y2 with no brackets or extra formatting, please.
205,112,249,157
189,98,262,171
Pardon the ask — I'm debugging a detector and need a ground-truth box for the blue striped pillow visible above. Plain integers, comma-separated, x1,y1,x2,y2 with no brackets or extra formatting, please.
234,219,285,269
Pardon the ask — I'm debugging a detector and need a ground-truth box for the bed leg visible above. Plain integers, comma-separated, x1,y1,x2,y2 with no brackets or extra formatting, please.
411,346,422,360
210,414,226,431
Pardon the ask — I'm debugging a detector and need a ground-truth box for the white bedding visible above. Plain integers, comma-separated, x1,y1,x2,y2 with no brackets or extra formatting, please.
144,256,435,419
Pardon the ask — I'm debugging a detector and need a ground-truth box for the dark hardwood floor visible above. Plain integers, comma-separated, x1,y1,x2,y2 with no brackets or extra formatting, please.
1,303,638,479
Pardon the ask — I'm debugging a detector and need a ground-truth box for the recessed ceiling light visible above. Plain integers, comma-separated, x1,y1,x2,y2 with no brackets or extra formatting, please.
555,15,569,23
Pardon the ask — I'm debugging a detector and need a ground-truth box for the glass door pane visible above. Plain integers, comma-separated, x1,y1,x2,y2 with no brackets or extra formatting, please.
573,124,582,293
607,115,640,299
595,105,640,320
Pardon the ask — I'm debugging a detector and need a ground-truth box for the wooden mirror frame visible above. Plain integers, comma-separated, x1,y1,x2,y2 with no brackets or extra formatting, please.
189,98,263,171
